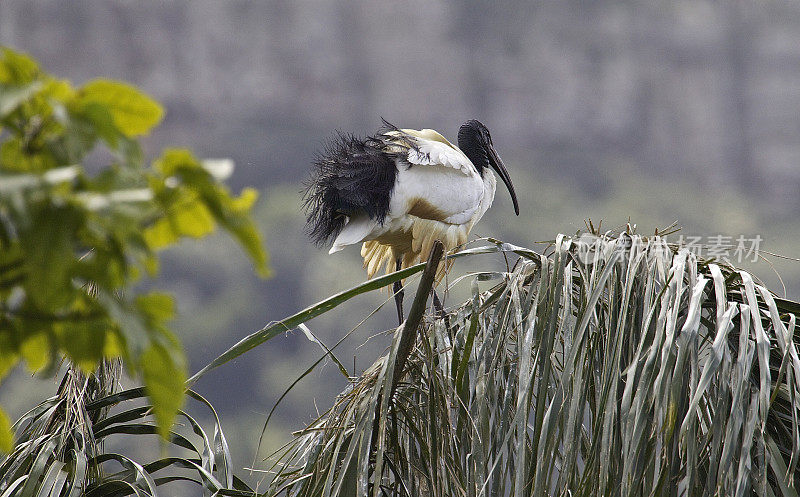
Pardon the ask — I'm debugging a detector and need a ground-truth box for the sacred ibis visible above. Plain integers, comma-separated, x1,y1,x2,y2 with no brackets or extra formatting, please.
304,120,519,322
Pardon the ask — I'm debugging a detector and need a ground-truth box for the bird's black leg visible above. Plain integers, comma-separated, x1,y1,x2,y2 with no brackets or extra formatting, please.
393,258,404,325
432,290,445,317
432,290,451,333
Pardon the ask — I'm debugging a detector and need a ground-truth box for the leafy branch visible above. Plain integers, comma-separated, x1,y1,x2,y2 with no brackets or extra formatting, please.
0,47,268,449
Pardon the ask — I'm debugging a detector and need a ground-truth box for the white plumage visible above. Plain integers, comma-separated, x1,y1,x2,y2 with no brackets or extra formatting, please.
328,126,504,281
305,119,518,298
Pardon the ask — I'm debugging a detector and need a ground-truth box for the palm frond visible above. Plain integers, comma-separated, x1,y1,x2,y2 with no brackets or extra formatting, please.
262,233,800,496
0,361,254,497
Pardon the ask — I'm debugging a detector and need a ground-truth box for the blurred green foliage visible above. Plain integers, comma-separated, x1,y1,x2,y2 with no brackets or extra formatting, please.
0,48,268,449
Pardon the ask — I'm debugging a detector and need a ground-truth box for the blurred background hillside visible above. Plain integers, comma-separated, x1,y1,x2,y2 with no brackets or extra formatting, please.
2,0,799,487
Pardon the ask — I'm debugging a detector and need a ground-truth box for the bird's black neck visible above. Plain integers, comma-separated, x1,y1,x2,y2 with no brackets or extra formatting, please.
457,128,488,177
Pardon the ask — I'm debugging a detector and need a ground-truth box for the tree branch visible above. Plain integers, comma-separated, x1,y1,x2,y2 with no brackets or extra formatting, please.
391,239,444,397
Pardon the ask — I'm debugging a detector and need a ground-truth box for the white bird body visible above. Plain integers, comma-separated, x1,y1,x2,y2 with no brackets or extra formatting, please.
328,128,498,280
304,119,518,285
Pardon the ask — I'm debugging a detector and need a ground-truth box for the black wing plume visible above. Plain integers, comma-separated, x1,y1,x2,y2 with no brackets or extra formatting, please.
303,129,400,246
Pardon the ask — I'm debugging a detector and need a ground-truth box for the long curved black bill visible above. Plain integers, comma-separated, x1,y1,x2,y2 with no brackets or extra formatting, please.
488,146,519,215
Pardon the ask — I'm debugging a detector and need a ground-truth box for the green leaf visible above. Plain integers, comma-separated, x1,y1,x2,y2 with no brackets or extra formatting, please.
0,48,39,85
0,332,19,382
72,101,120,148
20,332,49,372
153,148,197,176
172,200,216,238
18,205,80,309
96,291,149,359
80,79,163,137
55,321,107,373
0,81,42,118
143,199,217,250
136,292,175,325
188,261,427,383
221,188,270,277
40,78,73,102
148,149,269,275
102,330,125,359
140,343,186,438
142,216,180,250
0,139,58,173
0,408,12,454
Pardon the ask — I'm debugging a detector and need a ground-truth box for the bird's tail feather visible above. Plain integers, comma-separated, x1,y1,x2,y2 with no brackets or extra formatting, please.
303,130,400,246
361,239,457,290
329,216,377,254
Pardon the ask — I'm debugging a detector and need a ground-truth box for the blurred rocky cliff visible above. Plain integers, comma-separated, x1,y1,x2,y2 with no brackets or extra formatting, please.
3,0,799,208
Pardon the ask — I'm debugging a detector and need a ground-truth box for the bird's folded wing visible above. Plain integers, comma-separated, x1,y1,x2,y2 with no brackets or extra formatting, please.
384,128,474,176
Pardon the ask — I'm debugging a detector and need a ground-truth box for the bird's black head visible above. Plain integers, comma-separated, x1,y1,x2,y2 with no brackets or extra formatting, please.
457,120,520,215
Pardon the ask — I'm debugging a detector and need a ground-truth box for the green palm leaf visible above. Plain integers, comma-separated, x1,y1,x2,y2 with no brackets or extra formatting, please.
0,362,254,497
260,233,800,497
